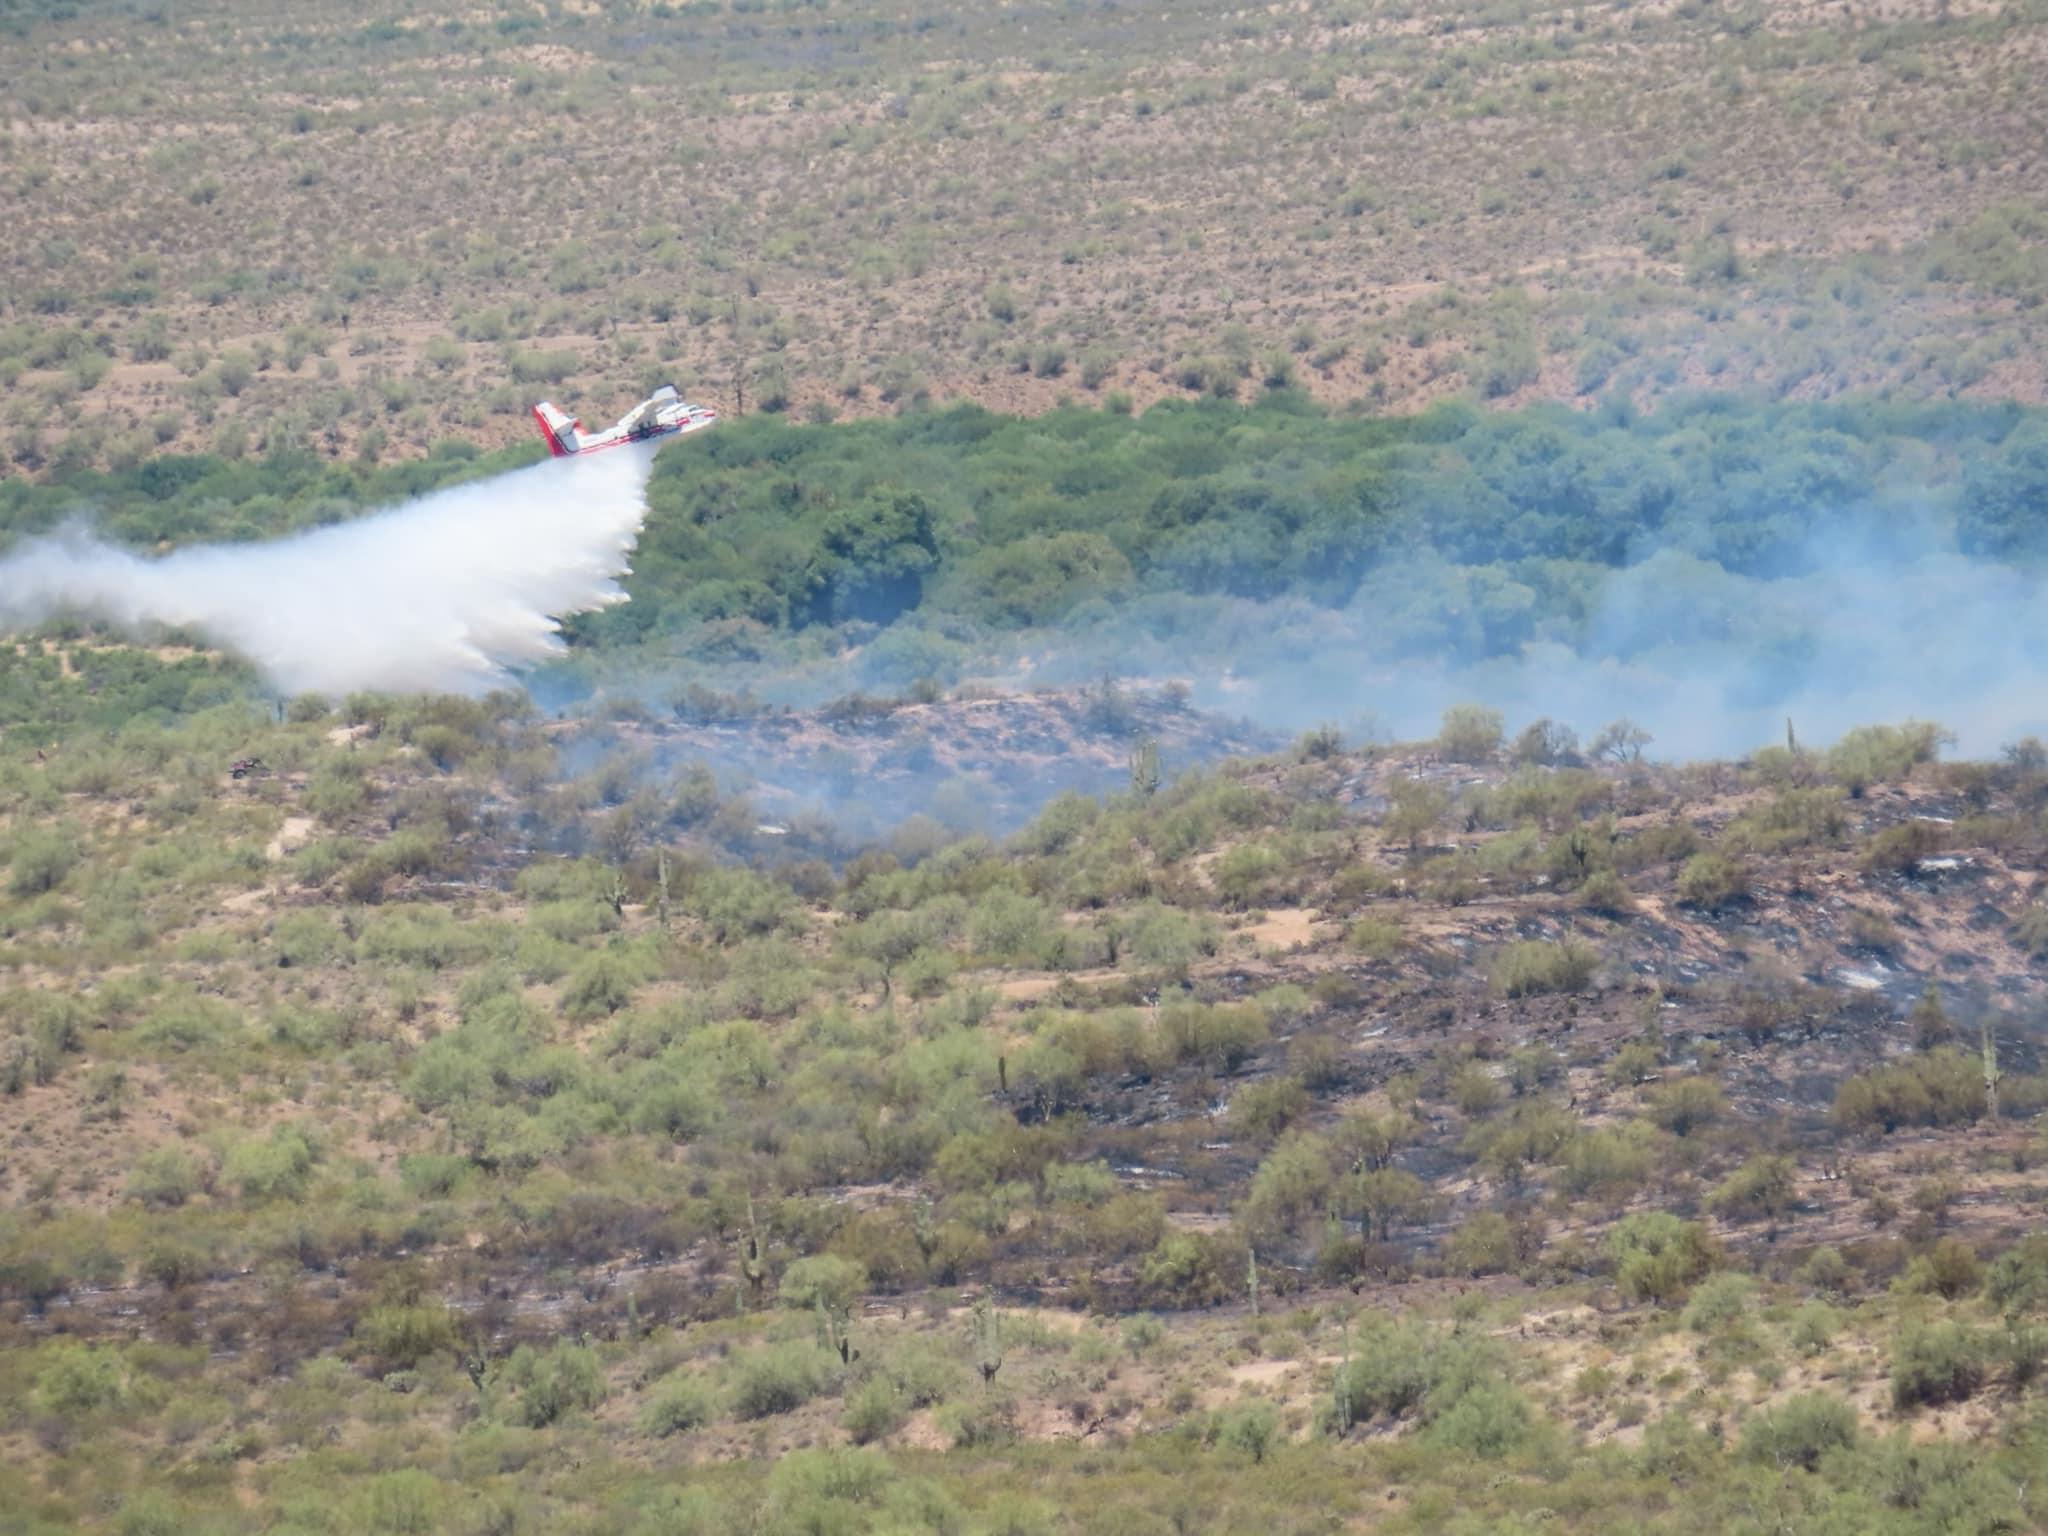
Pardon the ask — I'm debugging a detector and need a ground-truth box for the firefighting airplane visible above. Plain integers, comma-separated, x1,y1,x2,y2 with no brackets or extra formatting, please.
530,384,717,457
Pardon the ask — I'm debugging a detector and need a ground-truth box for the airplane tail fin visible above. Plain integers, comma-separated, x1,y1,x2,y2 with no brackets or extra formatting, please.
532,402,581,457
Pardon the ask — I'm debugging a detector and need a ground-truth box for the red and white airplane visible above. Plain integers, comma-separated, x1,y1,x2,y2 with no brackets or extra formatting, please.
531,385,717,458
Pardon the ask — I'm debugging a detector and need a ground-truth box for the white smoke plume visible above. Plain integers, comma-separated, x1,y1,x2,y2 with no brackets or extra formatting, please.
0,443,660,696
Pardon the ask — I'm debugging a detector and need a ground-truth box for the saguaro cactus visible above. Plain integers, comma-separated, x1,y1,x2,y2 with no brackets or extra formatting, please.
972,1294,1004,1391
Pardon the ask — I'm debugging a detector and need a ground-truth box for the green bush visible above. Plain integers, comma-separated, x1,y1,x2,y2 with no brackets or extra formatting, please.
126,1146,201,1208
1215,1400,1279,1461
1490,939,1599,997
502,1342,608,1428
1826,723,1948,794
1861,819,1947,874
356,1303,456,1370
1675,853,1749,909
640,1374,716,1437
1607,1212,1718,1305
1681,1272,1756,1333
1984,1234,2048,1315
35,1343,124,1417
8,827,80,895
841,1377,906,1445
560,951,638,1019
1645,1077,1725,1137
1137,1231,1240,1308
1437,705,1504,763
1890,1320,1986,1409
779,1254,867,1312
1332,1318,1433,1424
1229,1076,1309,1143
1832,1048,1986,1132
1708,1155,1797,1222
1788,1301,1841,1356
1738,1392,1859,1469
223,1124,318,1202
730,1342,832,1419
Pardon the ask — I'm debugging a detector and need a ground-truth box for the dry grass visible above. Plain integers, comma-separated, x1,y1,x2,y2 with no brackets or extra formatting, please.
2,0,2045,470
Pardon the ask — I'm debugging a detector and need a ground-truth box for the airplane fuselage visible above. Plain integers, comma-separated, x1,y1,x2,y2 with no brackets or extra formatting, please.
531,388,717,458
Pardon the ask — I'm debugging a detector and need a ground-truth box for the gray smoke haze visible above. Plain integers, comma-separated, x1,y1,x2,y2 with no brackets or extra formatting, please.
0,444,660,696
845,517,2048,762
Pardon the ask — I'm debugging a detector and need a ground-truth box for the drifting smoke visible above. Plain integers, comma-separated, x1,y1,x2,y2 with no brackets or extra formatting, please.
0,444,660,696
895,516,2048,761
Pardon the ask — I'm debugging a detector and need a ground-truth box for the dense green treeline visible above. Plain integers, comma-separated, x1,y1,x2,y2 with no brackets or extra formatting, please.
589,393,2048,657
0,436,539,552
5,394,2047,711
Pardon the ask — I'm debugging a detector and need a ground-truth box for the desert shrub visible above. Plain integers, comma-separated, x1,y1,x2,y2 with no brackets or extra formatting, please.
1890,1320,1986,1409
561,951,638,1019
2013,906,2048,960
502,1342,607,1428
1681,1272,1756,1333
1675,853,1749,909
1832,1047,1986,1132
967,890,1059,964
1490,939,1599,997
1984,1234,2048,1315
841,1377,906,1445
1437,705,1504,763
1607,1212,1718,1305
730,1342,832,1419
1738,1392,1859,1470
1511,718,1580,766
1827,722,1948,794
640,1374,716,1437
1447,1062,1505,1119
137,994,241,1053
1215,1400,1279,1461
1116,902,1217,968
1558,1122,1658,1202
1645,1076,1725,1136
779,1255,867,1312
223,1124,319,1202
1900,1237,1981,1300
1154,1002,1267,1073
7,826,79,895
1726,787,1848,853
1463,1100,1575,1186
1213,842,1290,909
685,866,801,942
1789,1301,1841,1355
1575,868,1635,914
35,1343,125,1417
1708,1155,1797,1222
270,911,344,969
1137,1231,1240,1308
1229,1076,1309,1143
126,1146,202,1208
1426,1373,1533,1458
1241,1132,1336,1244
1332,1318,1434,1424
1442,1211,1517,1276
356,1303,456,1370
1345,913,1404,959
1861,819,1947,874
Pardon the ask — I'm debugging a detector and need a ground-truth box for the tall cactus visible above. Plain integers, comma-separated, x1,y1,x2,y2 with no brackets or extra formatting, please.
1129,736,1162,799
1983,1018,2002,1123
738,1194,768,1314
1332,1317,1354,1438
972,1294,1004,1392
816,1297,858,1366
